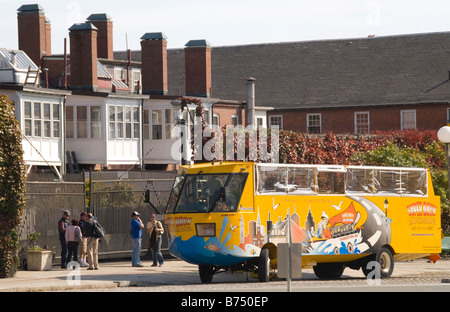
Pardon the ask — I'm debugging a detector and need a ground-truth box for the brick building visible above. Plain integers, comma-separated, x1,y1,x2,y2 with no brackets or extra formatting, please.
162,33,450,134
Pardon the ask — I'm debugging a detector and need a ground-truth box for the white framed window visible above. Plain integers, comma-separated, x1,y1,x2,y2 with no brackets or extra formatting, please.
24,100,61,138
152,109,162,140
133,107,139,139
33,102,41,137
117,106,124,139
76,106,87,138
90,106,102,139
212,114,220,128
109,106,116,139
269,115,283,129
24,101,32,136
307,113,321,134
401,110,416,130
231,114,238,127
43,103,51,137
53,103,60,138
143,109,149,140
256,117,264,128
108,104,139,140
165,109,175,139
355,111,370,134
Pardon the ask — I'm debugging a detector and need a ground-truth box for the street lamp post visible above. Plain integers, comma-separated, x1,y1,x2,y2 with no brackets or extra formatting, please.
437,126,450,198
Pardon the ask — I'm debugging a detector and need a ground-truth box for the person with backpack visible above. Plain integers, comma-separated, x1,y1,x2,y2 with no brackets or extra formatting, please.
147,214,164,267
83,213,99,270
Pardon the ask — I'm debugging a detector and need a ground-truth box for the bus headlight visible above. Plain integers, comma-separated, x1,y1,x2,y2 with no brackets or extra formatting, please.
196,223,216,237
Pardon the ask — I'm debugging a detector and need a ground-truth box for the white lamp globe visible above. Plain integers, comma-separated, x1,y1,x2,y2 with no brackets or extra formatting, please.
437,126,450,144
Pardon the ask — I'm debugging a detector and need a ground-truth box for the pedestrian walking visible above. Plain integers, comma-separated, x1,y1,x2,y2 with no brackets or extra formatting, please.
65,218,82,268
83,213,99,270
147,214,164,267
130,211,144,267
58,210,70,269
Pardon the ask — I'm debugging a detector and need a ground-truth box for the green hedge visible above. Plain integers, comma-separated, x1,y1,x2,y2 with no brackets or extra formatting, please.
0,95,26,278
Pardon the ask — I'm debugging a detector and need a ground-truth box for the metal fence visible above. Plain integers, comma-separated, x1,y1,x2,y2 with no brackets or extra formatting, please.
89,170,175,260
18,170,176,265
19,173,86,265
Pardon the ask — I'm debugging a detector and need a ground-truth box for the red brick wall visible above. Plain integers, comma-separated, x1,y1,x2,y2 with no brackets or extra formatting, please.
89,20,113,59
69,27,98,91
18,12,47,66
213,105,246,127
141,38,168,95
268,104,450,134
185,47,211,97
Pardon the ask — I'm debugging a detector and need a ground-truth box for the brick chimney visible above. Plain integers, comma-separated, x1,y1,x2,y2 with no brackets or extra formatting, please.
69,23,98,91
140,32,168,95
185,40,211,97
17,4,50,66
45,17,51,57
86,14,113,59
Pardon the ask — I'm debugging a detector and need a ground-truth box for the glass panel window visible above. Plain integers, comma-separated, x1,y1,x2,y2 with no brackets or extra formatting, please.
24,101,32,136
133,107,139,139
34,102,41,137
143,109,149,140
307,113,321,134
125,106,132,139
53,103,60,137
355,112,370,134
231,115,238,127
269,115,283,129
109,106,115,139
117,106,124,139
91,106,101,139
152,109,162,140
77,106,87,138
43,103,51,137
66,106,74,138
401,110,416,130
165,109,174,139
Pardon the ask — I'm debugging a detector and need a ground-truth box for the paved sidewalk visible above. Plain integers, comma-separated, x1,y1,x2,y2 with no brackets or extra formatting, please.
1,258,449,292
0,259,201,292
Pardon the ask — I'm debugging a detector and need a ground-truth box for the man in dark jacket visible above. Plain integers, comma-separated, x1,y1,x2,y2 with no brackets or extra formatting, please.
83,213,99,270
58,210,70,268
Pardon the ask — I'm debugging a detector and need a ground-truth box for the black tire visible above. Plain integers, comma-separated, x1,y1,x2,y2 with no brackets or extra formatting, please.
361,247,394,279
258,248,270,282
199,265,213,283
313,262,345,280
377,247,394,278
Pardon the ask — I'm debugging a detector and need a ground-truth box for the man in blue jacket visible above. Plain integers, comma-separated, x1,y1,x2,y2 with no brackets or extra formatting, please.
130,211,144,267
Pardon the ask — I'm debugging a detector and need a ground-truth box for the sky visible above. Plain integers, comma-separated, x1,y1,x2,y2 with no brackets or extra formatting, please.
1,0,450,54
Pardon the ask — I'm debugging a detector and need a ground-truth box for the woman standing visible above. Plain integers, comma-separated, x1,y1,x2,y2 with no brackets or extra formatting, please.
147,214,164,267
65,218,82,268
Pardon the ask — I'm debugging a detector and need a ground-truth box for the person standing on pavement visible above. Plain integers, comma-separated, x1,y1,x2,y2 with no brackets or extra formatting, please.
130,211,144,267
147,214,164,267
78,212,89,267
83,213,99,270
65,218,82,268
58,210,70,269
